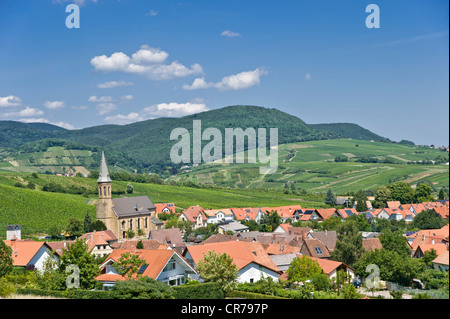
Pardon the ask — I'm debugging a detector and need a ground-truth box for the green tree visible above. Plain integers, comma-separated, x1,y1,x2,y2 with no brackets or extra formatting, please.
373,185,392,208
354,249,425,287
259,210,281,232
311,273,330,291
379,229,411,257
438,188,447,200
421,249,438,268
0,241,13,277
353,190,368,212
414,184,435,203
412,209,445,230
58,238,101,289
65,218,84,237
92,220,107,231
387,181,415,204
83,212,93,233
47,224,62,239
286,255,323,283
196,251,239,294
324,188,336,206
113,252,148,279
331,221,364,266
341,283,362,299
136,240,144,249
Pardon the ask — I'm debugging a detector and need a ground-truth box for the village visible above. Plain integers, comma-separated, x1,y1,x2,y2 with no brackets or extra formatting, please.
1,152,448,300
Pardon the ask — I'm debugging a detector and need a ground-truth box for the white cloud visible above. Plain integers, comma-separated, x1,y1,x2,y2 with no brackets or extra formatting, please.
131,45,168,64
305,73,311,80
142,102,209,117
120,95,134,102
19,118,76,130
145,10,158,17
71,105,88,110
44,100,66,109
96,103,117,115
4,106,44,117
90,45,203,80
104,112,144,125
221,30,241,37
88,95,114,103
0,95,22,107
104,101,209,124
183,68,268,91
97,81,134,89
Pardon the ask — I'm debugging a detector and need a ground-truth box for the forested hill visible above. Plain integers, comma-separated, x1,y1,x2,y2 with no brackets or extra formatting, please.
1,105,395,172
310,123,390,143
0,120,66,147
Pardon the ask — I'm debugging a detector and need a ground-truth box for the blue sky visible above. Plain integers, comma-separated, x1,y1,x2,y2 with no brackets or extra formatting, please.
0,0,448,145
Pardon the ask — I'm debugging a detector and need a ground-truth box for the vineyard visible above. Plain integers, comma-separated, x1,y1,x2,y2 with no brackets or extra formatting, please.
0,183,96,236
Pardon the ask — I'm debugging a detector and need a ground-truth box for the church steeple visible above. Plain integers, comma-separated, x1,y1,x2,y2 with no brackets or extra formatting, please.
97,150,112,183
97,150,113,231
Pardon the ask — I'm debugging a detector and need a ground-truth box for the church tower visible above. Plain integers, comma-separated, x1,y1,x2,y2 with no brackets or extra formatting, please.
96,150,114,231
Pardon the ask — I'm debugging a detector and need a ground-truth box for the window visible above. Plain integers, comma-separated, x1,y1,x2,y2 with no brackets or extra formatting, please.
138,265,148,274
164,259,176,272
314,247,323,255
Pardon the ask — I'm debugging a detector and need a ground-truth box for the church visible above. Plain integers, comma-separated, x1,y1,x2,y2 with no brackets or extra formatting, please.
96,151,163,240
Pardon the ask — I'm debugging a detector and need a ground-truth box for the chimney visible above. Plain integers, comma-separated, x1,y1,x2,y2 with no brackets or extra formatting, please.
432,239,435,245
422,235,426,241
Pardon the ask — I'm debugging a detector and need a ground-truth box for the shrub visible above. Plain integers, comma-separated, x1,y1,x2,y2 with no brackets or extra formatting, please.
173,282,224,299
112,277,175,299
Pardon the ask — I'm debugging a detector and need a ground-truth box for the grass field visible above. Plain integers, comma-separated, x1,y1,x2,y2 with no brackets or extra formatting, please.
170,139,449,194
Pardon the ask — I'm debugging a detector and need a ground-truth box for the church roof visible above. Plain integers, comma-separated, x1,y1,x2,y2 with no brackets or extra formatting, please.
112,196,156,218
97,150,112,183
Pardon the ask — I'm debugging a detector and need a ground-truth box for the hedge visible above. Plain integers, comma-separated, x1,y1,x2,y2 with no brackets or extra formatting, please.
16,288,115,299
228,290,289,299
173,282,225,299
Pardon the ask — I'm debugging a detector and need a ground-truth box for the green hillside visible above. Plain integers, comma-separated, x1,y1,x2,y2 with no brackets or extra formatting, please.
1,105,341,173
310,123,390,142
170,139,449,194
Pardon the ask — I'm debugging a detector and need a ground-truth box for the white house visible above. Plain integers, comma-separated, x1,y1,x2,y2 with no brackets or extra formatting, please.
184,241,281,283
96,249,197,290
203,209,235,224
3,239,58,272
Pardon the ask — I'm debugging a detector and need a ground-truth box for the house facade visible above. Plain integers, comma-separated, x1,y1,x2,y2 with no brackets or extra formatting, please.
3,239,58,272
96,249,197,289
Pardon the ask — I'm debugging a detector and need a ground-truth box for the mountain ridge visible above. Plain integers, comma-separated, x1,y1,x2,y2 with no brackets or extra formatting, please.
0,105,393,172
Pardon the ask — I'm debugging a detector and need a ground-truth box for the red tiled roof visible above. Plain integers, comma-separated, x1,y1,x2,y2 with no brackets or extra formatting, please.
432,250,449,266
315,208,337,220
181,206,206,222
186,241,280,273
3,240,52,267
155,203,176,215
